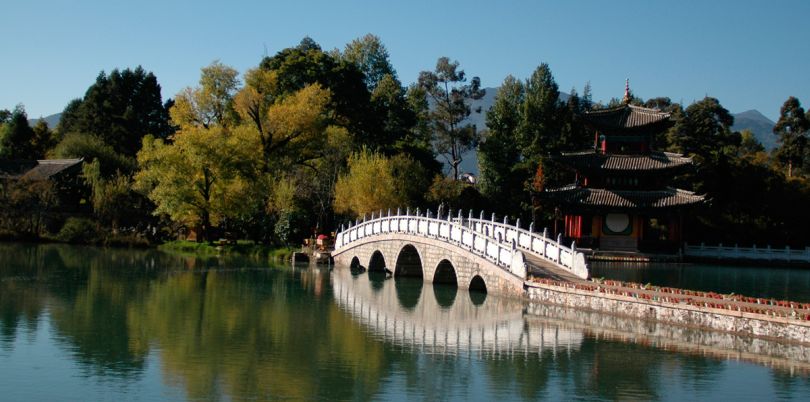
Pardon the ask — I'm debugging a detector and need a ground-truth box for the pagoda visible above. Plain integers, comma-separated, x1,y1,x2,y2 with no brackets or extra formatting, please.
540,81,705,253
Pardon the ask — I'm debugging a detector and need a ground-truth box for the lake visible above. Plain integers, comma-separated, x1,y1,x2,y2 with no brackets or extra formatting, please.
1,243,809,401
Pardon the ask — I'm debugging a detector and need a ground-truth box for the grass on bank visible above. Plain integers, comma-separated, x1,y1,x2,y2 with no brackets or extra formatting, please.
158,240,297,262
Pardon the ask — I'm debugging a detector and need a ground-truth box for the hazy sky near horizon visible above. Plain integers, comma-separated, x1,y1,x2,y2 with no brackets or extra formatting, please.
2,0,808,121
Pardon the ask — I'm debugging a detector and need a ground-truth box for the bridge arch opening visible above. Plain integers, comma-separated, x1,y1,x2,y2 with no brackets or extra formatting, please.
394,245,423,279
368,250,387,273
432,260,457,285
469,275,487,305
432,259,458,308
350,256,365,275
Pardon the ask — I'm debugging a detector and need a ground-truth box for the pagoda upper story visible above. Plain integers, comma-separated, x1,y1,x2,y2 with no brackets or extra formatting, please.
542,81,705,212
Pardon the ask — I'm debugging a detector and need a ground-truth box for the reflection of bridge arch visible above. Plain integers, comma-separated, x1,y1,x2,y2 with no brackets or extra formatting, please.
332,269,583,356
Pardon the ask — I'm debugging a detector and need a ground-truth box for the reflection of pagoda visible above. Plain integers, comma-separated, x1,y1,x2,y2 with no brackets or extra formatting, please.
541,81,705,253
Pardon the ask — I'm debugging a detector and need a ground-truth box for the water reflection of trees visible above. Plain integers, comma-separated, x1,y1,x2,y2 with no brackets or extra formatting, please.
2,244,810,400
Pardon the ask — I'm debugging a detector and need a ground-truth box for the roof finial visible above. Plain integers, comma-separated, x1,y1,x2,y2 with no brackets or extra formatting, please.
623,78,631,104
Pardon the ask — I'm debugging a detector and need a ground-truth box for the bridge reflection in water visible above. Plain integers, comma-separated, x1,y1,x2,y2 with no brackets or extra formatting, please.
332,268,583,357
332,267,810,374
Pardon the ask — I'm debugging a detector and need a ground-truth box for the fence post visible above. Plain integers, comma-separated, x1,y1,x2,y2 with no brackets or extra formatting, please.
469,209,473,220
543,228,548,239
491,212,496,222
529,221,534,233
480,210,485,220
557,233,562,245
516,218,521,229
503,216,509,225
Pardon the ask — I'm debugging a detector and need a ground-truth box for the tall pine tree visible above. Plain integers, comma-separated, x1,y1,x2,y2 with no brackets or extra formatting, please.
773,97,809,177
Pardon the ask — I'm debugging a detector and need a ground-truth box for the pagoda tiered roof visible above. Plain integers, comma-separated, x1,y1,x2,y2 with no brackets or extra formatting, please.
585,104,671,131
540,185,705,211
553,151,693,175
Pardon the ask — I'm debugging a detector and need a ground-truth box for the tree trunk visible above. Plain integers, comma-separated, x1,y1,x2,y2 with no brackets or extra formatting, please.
200,209,211,243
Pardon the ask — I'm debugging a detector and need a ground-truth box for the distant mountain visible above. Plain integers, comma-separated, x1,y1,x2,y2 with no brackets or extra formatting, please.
732,109,777,151
28,113,62,129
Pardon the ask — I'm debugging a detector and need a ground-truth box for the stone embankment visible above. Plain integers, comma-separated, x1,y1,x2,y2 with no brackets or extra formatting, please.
524,278,810,345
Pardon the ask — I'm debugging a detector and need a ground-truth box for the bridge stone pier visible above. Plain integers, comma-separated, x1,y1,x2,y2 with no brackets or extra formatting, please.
333,209,590,297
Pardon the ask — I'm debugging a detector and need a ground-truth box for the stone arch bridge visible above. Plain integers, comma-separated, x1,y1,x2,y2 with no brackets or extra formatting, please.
333,209,589,296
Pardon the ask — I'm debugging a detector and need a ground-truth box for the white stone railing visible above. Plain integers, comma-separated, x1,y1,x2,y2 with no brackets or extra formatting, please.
335,208,589,280
463,213,589,280
684,243,810,263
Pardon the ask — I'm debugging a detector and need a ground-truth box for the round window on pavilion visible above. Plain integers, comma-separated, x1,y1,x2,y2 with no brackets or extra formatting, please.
604,213,632,235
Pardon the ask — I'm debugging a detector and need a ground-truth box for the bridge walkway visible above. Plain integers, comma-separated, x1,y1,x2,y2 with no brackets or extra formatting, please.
523,254,584,283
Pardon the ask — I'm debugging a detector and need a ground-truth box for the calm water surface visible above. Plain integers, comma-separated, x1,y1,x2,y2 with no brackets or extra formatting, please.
591,261,810,302
1,243,810,401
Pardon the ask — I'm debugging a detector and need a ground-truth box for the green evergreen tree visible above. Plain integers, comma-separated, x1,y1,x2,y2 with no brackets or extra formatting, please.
519,63,562,160
479,76,524,211
773,96,809,177
58,67,173,158
0,105,36,159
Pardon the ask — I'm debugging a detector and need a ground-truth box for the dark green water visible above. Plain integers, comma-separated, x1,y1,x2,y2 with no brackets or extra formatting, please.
2,243,810,401
591,261,810,302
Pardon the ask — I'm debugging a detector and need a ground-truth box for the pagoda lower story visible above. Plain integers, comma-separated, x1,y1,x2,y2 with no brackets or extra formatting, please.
545,185,704,253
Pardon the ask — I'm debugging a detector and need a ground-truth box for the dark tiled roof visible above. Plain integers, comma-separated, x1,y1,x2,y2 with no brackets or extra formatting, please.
585,104,670,130
541,185,705,210
554,151,693,173
0,159,83,180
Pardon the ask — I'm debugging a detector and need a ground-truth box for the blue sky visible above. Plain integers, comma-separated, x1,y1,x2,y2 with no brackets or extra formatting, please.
2,0,808,121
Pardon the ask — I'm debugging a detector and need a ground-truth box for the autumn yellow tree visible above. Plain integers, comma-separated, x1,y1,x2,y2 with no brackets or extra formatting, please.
134,126,260,242
334,149,428,218
171,61,240,129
